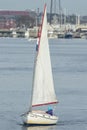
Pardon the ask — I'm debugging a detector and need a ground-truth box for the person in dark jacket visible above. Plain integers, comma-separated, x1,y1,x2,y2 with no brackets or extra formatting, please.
46,106,53,116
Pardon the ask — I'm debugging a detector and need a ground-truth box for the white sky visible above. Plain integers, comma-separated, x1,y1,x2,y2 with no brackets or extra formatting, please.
0,0,86,15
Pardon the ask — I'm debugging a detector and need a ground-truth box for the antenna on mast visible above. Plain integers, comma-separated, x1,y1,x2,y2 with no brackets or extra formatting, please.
59,0,62,26
50,0,53,24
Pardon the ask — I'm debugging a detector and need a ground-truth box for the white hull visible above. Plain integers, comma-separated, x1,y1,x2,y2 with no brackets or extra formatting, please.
23,111,58,125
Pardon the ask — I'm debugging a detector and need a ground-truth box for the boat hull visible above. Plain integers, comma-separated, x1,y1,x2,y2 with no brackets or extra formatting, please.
23,111,58,125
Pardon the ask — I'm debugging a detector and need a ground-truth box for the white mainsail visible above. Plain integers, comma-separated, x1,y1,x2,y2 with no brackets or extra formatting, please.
31,5,58,108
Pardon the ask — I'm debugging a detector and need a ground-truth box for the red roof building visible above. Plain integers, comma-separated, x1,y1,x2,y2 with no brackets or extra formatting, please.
0,10,36,29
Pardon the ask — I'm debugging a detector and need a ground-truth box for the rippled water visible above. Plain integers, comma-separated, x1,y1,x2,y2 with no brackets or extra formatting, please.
0,38,87,130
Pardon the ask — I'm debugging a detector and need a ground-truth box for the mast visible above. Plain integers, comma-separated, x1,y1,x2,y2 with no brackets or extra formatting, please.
59,0,62,27
29,5,46,111
50,0,53,24
29,50,38,112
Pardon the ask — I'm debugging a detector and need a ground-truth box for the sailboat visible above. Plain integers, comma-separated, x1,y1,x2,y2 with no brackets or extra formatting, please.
22,4,58,125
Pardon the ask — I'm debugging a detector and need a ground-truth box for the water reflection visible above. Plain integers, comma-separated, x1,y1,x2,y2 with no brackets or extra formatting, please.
22,125,56,130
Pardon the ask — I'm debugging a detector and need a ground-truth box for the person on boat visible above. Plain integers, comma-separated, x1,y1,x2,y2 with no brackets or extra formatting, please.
46,106,53,116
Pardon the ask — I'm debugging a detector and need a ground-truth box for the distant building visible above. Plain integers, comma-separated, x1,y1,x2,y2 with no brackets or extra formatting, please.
0,10,36,29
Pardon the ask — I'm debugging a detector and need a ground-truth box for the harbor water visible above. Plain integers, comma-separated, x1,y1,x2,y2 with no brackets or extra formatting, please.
0,38,87,130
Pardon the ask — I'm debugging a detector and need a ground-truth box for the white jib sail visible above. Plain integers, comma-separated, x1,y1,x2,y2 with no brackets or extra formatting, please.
31,5,58,107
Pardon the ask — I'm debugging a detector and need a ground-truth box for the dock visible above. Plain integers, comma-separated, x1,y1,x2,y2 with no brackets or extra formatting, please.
0,24,87,39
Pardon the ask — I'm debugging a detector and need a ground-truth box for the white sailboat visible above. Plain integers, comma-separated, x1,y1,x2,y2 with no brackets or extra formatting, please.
22,4,58,125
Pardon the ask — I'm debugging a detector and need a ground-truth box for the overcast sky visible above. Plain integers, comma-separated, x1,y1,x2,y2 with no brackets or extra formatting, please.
0,0,86,15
